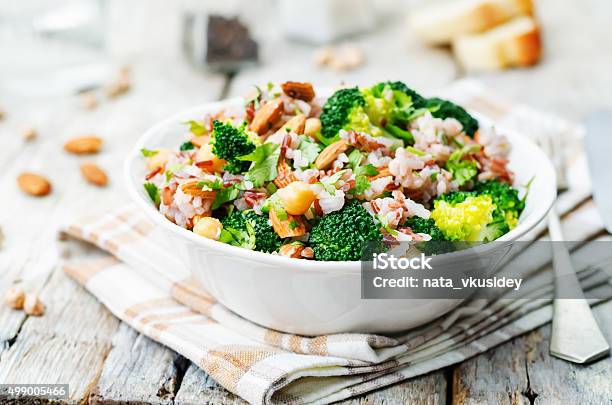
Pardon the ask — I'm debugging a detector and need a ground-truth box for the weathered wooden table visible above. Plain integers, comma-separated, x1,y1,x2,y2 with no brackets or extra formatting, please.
1,0,611,403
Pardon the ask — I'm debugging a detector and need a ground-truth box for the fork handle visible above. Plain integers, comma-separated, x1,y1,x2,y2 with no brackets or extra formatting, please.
548,210,610,363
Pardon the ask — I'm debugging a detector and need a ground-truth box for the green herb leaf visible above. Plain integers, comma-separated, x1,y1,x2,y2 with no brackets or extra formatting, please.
179,141,195,151
143,183,160,205
385,123,415,144
298,135,322,166
196,177,224,191
238,143,281,187
352,175,371,195
446,145,481,186
212,186,240,210
355,164,378,177
141,148,158,157
184,120,207,136
405,146,426,157
347,149,364,170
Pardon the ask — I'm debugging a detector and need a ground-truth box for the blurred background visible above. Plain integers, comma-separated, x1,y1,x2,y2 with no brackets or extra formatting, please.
1,0,610,119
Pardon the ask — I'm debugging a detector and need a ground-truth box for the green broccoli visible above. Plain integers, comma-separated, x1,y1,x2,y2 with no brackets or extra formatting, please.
320,87,367,138
473,180,524,230
430,195,496,241
432,180,524,241
416,97,479,137
309,200,383,261
370,81,424,106
211,120,257,174
220,210,282,253
403,216,447,241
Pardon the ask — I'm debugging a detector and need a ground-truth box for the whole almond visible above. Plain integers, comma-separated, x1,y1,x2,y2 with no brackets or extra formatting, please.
80,162,108,186
17,172,52,196
64,136,102,154
22,128,37,142
23,293,45,316
4,286,25,310
314,139,349,170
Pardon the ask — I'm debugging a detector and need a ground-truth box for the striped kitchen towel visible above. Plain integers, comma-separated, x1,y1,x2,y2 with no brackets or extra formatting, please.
60,81,607,405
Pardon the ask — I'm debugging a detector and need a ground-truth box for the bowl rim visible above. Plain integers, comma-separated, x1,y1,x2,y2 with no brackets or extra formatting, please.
124,96,556,272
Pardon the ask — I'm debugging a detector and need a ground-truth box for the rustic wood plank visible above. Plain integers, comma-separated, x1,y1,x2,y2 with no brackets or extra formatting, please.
0,268,121,402
90,323,190,404
338,371,447,405
174,363,247,405
452,300,612,405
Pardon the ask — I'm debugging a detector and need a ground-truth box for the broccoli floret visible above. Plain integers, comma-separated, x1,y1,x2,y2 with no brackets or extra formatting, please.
370,81,424,105
211,120,256,174
417,97,479,137
320,87,367,138
473,180,524,230
403,216,457,255
434,180,524,241
430,195,497,241
221,210,281,253
309,200,383,261
403,216,447,241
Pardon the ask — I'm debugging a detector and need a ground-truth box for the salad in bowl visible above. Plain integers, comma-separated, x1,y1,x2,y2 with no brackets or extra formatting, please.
140,81,527,261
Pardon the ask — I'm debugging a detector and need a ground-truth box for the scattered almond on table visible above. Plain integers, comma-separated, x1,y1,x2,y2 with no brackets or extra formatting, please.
22,128,37,142
0,108,5,121
80,162,108,186
80,90,98,110
17,172,52,197
314,44,365,72
106,66,132,98
64,135,102,155
23,292,45,316
4,285,25,310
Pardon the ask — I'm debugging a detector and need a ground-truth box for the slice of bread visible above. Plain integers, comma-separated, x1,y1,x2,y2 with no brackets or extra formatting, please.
453,16,541,71
409,0,533,45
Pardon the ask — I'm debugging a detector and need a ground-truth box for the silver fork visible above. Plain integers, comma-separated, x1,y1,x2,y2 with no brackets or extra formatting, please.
529,114,610,363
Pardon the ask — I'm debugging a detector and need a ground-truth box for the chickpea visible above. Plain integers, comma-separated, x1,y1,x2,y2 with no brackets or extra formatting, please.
4,286,25,310
304,118,321,137
277,181,316,215
196,144,226,173
193,217,223,241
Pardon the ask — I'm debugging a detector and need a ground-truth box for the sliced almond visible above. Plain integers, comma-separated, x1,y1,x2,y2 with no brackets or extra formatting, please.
80,162,108,186
269,209,306,238
314,139,349,170
180,180,217,199
276,115,306,136
17,172,51,197
368,167,391,181
279,243,305,258
274,159,298,189
4,286,25,309
250,99,284,135
64,136,102,155
281,81,316,101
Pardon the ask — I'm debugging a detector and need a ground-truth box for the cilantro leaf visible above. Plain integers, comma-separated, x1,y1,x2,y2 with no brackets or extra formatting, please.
237,143,281,187
446,144,480,186
298,136,322,166
352,175,371,195
184,120,207,136
143,183,160,205
347,149,364,170
141,148,158,157
212,186,240,210
355,164,378,177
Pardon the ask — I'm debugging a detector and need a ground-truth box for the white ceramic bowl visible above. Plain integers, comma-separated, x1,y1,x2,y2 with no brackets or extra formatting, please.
124,94,556,335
